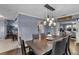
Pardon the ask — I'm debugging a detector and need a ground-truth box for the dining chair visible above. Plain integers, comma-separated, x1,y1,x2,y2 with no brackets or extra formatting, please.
20,37,36,55
32,33,46,40
53,36,69,55
66,36,71,55
19,37,30,55
20,39,27,55
41,33,46,39
32,34,39,40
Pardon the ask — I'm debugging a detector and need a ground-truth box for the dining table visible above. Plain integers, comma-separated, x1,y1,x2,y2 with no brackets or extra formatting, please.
26,35,66,55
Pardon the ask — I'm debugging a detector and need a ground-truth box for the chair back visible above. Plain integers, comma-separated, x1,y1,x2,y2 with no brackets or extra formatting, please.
32,33,46,40
19,37,26,55
32,34,39,40
41,33,46,39
67,36,71,47
54,36,68,55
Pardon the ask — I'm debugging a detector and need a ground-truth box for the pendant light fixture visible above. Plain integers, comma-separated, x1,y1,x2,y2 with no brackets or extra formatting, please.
43,4,56,27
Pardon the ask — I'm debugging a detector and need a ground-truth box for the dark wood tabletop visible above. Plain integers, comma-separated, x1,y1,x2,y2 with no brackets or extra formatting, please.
26,35,65,55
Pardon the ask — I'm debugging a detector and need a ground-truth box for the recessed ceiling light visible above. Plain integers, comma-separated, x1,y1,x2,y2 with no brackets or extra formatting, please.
0,14,5,18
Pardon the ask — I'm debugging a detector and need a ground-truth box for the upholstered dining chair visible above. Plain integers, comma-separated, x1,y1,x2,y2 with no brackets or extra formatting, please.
66,36,71,55
32,34,39,40
41,33,46,39
32,33,46,40
52,36,69,55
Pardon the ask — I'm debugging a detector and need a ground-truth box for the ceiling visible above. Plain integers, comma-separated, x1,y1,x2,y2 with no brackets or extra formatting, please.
0,4,79,20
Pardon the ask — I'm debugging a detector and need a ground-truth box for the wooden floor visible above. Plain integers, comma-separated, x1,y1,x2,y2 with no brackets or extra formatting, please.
70,39,79,55
0,39,19,55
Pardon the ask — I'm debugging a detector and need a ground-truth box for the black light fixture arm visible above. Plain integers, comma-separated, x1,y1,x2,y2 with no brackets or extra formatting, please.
44,4,55,11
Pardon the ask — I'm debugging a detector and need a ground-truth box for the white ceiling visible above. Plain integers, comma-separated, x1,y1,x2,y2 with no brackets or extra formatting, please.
0,4,79,20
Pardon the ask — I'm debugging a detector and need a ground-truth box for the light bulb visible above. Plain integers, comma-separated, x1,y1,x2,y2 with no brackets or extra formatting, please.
50,20,53,24
53,22,56,26
47,18,50,22
49,22,52,26
43,21,47,25
51,18,54,21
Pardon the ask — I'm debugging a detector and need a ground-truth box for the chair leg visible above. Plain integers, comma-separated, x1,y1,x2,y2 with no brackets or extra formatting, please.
65,46,68,55
68,47,71,55
65,51,68,55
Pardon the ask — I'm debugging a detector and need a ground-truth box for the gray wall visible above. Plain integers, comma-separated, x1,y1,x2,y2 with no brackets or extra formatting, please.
18,14,41,41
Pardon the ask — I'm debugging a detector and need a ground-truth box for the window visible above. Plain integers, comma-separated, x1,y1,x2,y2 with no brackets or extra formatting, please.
73,24,76,31
66,25,72,31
